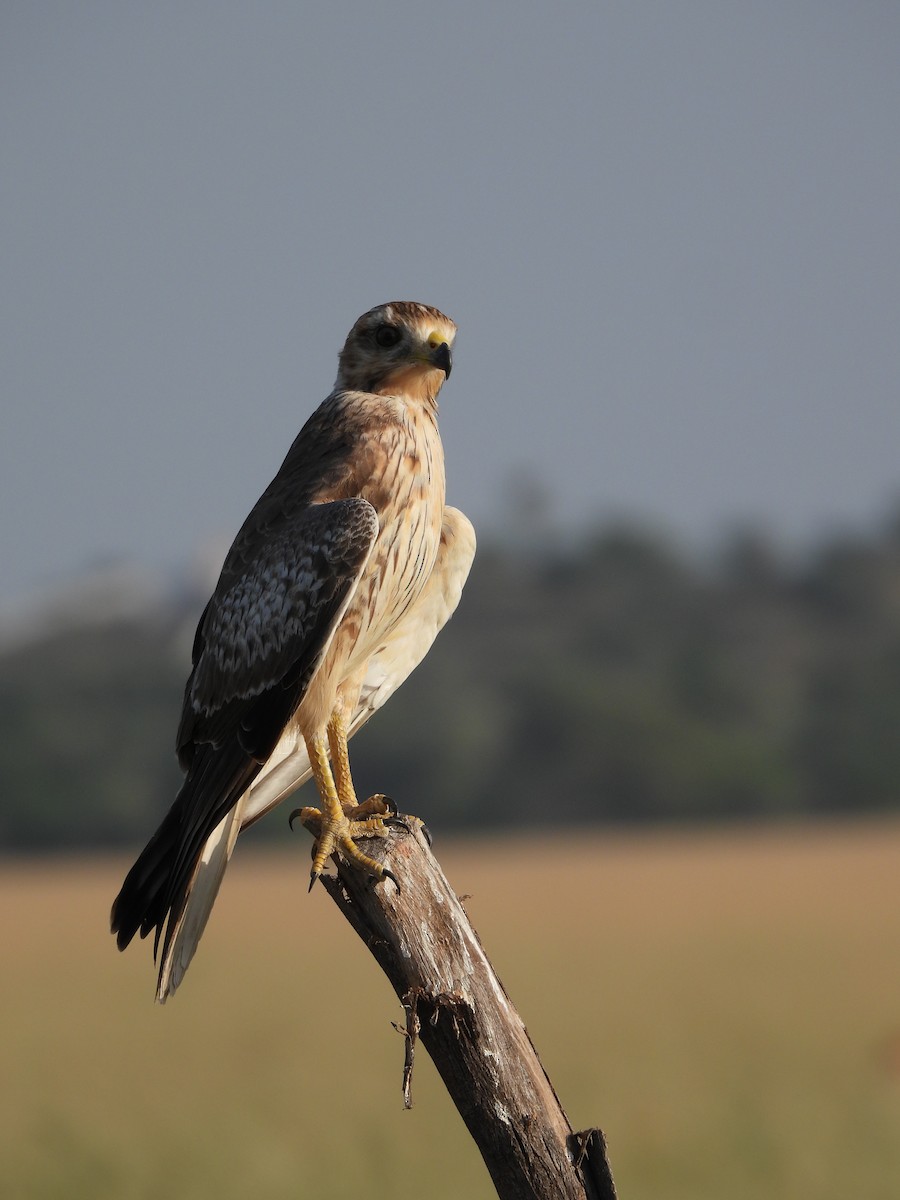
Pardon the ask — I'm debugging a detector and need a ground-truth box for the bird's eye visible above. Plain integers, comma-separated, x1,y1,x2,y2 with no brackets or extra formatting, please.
374,325,402,348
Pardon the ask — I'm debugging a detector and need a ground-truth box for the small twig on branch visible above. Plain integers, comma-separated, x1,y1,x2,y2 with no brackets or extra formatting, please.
391,989,421,1109
318,819,617,1200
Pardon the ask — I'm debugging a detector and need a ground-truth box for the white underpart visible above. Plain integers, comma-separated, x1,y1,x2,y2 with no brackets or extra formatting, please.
156,508,475,1001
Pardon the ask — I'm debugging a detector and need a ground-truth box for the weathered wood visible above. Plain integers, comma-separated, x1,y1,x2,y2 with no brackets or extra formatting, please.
319,820,617,1200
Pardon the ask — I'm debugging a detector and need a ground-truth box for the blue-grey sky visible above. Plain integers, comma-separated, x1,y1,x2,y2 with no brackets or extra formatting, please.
2,2,899,607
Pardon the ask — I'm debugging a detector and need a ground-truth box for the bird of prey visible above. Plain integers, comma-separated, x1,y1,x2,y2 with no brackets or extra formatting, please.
111,301,475,1001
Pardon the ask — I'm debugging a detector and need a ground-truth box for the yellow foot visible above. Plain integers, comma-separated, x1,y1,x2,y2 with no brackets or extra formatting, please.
289,794,400,892
348,793,397,821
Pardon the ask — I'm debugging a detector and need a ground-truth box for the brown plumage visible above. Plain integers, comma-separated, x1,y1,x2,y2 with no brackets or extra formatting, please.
111,301,474,1000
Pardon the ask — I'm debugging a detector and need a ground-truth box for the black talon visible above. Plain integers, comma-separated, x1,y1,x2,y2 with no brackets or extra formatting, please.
381,795,398,816
308,870,320,893
383,815,431,847
381,868,400,894
289,807,303,831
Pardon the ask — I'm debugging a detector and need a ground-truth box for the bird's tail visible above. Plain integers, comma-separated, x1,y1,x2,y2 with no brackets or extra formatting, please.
154,797,246,1002
110,798,244,1003
111,802,186,953
111,743,259,999
153,741,319,999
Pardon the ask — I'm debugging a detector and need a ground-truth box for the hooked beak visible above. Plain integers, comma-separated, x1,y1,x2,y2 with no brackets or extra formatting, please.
429,341,452,379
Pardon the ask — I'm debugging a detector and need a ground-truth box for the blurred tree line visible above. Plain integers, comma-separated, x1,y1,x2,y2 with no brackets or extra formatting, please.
2,511,900,851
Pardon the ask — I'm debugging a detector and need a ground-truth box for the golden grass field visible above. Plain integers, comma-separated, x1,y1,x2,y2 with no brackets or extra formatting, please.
2,820,899,1200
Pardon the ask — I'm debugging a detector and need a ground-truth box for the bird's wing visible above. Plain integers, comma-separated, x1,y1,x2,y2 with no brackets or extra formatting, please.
240,505,477,828
110,498,378,981
153,508,474,1000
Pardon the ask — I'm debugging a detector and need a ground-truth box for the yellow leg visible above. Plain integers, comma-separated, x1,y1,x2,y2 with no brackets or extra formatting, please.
326,707,396,819
294,713,397,890
327,705,358,813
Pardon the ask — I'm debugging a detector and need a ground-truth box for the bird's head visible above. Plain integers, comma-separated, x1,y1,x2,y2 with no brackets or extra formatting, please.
336,301,457,405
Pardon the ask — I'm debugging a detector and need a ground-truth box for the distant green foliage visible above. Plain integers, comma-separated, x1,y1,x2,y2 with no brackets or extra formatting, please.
3,514,900,849
0,622,184,847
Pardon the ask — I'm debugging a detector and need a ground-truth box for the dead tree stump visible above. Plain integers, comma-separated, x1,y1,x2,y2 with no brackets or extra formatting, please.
318,819,617,1200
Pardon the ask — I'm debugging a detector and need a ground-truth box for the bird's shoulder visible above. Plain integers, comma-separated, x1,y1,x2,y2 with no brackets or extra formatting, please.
219,390,402,576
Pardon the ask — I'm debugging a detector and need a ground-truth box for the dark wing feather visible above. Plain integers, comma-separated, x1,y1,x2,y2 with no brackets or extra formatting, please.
111,497,378,963
178,497,378,761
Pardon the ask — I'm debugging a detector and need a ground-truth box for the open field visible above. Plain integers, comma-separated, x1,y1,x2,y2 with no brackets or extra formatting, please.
2,821,899,1199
